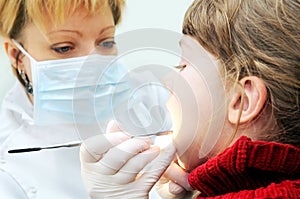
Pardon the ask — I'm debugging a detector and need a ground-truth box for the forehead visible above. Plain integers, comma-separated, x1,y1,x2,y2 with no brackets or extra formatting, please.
45,6,114,31
179,35,218,67
179,34,225,94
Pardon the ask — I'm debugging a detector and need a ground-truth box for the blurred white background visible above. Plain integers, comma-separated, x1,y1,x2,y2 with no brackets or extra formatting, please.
0,0,193,103
0,37,14,103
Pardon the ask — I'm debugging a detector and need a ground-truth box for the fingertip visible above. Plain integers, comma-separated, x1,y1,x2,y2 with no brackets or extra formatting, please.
169,181,185,195
162,142,176,155
132,137,152,152
80,142,99,163
164,161,193,192
149,145,160,154
106,120,122,133
140,145,160,159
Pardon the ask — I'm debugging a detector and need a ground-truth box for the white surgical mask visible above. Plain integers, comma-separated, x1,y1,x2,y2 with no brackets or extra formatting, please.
13,40,130,126
13,40,172,136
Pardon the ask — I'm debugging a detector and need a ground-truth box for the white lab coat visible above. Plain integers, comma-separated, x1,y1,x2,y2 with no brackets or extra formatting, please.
0,82,90,199
0,81,162,199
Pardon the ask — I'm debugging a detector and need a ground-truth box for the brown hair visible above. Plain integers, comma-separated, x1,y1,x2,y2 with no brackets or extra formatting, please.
0,0,125,39
183,0,300,147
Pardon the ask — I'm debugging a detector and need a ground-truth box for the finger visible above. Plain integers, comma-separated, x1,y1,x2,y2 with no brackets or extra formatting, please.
106,120,122,133
114,146,160,184
155,180,187,199
97,138,151,175
138,143,176,189
164,162,193,191
169,181,185,195
80,132,130,163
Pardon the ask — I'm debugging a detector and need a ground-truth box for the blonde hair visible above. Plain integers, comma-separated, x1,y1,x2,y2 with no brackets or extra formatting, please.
0,0,125,38
183,0,300,146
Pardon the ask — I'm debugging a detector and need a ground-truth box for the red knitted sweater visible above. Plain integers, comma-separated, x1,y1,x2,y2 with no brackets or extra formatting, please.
188,136,300,198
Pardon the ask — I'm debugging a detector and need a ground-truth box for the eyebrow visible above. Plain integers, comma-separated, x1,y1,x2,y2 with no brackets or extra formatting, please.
47,25,115,37
99,25,115,35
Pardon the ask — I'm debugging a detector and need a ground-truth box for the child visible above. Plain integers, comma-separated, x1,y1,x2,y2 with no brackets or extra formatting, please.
80,0,299,198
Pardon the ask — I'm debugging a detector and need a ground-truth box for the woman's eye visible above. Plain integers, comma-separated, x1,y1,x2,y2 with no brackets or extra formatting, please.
51,46,74,54
98,40,116,49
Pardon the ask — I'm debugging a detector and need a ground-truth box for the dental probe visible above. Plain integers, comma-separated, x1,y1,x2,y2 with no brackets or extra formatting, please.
8,131,172,153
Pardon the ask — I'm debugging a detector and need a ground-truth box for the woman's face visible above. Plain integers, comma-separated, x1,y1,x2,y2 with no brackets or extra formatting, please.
168,35,229,171
17,5,116,86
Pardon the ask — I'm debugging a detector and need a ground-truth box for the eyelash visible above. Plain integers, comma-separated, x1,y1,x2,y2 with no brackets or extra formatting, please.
51,39,116,55
175,64,187,71
52,45,74,54
98,40,116,49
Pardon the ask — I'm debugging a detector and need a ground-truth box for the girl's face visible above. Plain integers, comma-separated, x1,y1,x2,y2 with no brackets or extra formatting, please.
17,5,116,87
168,35,230,171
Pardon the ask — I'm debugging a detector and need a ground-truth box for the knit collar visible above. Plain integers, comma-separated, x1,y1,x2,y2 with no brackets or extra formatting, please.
244,136,299,175
188,136,300,196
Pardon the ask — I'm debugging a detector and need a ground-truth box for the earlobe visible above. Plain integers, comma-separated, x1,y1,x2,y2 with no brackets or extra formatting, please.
228,76,267,124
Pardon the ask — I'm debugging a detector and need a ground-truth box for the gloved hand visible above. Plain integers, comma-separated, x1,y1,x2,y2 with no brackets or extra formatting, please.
155,162,195,199
80,132,176,199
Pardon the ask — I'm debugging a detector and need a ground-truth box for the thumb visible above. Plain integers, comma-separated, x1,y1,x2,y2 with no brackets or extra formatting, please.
140,143,176,185
155,178,187,199
164,162,193,192
169,181,186,195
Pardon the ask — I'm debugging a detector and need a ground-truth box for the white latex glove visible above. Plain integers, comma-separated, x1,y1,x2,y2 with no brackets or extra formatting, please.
80,132,176,199
155,162,195,199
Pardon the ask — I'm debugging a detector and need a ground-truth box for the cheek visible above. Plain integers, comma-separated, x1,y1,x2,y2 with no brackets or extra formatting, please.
169,69,213,170
167,94,181,136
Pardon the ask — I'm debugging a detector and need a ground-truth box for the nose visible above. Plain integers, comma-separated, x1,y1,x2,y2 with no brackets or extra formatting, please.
83,43,98,55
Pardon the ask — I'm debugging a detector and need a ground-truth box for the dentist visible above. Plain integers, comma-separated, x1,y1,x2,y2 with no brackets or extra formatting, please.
0,0,125,198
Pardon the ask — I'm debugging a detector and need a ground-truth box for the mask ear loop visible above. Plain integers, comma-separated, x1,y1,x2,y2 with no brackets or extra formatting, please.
12,39,35,60
13,39,34,95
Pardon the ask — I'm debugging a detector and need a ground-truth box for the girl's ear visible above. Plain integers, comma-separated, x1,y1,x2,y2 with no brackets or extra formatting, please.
228,76,267,124
4,39,24,70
